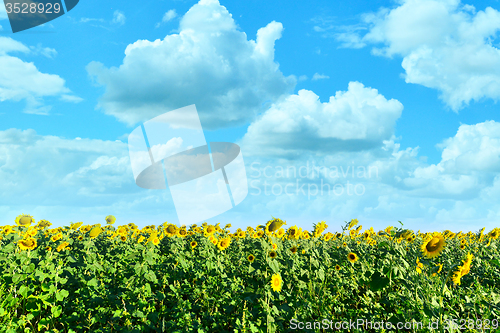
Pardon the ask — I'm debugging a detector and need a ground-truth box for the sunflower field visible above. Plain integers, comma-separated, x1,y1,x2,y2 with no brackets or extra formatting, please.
0,215,499,333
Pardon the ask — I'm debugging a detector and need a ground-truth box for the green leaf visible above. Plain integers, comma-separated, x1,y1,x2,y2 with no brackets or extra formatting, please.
88,278,98,288
268,260,279,273
18,285,28,298
56,289,69,302
26,263,35,274
317,268,325,281
13,273,24,284
51,304,62,318
38,318,50,331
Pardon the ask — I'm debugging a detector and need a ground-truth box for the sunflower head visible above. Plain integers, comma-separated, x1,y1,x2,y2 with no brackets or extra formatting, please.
18,237,37,251
421,232,446,259
335,264,341,271
105,215,116,225
15,214,35,228
269,251,278,259
247,254,255,263
290,246,298,254
270,273,282,292
190,241,197,248
347,252,358,263
266,218,286,233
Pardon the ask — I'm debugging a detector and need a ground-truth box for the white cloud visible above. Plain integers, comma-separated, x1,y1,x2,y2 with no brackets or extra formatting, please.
311,73,330,81
335,0,500,111
401,120,500,198
0,37,80,114
30,44,57,58
111,10,126,25
155,9,178,28
240,81,403,157
86,0,295,129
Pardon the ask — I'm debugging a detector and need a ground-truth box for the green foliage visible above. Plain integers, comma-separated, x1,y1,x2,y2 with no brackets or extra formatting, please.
0,221,498,333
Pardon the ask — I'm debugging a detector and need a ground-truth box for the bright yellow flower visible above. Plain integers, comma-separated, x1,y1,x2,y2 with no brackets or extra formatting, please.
18,237,37,250
270,273,282,292
15,214,35,228
421,232,446,259
347,252,358,263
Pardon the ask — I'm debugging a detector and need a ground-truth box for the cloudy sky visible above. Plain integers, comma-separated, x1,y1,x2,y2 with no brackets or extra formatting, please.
1,0,500,233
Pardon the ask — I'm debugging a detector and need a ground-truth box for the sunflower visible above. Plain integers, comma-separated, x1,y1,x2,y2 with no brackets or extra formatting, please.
287,226,299,239
120,235,127,242
335,265,341,271
224,224,232,229
218,237,231,250
70,222,83,230
290,246,298,254
18,237,37,250
324,233,333,241
3,226,13,235
460,244,465,249
348,219,358,230
138,235,145,243
257,230,264,238
238,231,245,238
212,239,218,246
489,228,499,240
421,232,446,258
247,254,255,263
301,231,310,240
89,227,102,239
15,214,35,228
56,241,69,252
270,273,282,292
37,220,52,229
205,225,215,234
302,250,305,254
177,228,188,238
105,215,116,225
276,228,286,238
165,224,177,237
452,253,474,285
416,258,424,274
271,242,278,250
347,252,358,263
266,218,286,233
269,251,278,259
190,241,197,249
151,237,160,245
342,242,347,247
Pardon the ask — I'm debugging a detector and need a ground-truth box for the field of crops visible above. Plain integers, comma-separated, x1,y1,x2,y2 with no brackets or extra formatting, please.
0,214,499,333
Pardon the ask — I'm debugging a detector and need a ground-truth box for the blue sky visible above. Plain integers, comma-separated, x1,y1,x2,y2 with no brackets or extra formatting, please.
1,0,500,233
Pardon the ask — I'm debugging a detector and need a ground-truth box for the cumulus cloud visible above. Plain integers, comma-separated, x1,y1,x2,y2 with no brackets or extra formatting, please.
111,10,126,25
155,9,178,28
240,119,500,232
240,81,403,157
311,73,330,81
86,0,295,129
332,0,500,111
401,120,500,199
0,37,80,114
